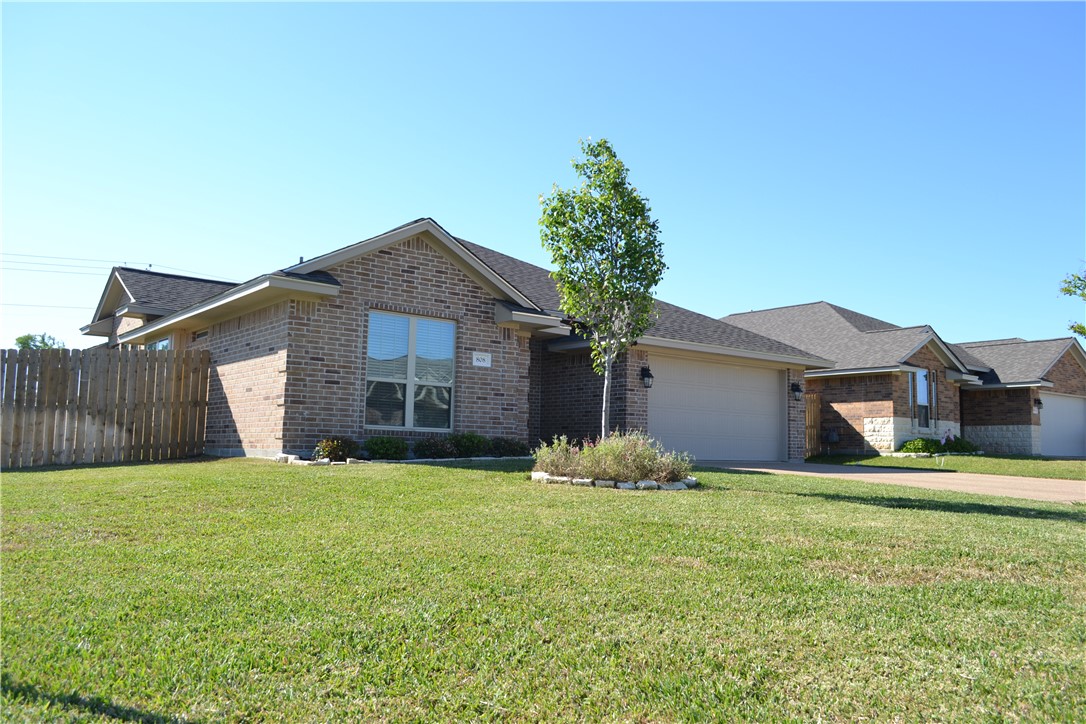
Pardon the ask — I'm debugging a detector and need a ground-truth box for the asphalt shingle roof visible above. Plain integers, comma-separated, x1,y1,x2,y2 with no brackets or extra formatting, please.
955,338,1073,384
723,302,941,370
458,238,826,362
114,268,236,312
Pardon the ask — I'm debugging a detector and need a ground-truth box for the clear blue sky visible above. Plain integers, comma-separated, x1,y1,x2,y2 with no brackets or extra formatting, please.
4,2,1084,349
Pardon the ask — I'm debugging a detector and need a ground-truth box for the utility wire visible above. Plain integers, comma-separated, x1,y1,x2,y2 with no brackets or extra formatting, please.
2,303,93,309
1,252,240,282
1,268,103,276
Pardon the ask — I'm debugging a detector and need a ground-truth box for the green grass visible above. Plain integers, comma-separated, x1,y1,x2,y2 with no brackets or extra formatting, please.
3,458,1084,721
808,453,1086,480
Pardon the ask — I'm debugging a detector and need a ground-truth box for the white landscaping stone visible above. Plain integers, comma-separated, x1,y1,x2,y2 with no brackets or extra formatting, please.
346,458,366,464
594,479,616,488
635,480,659,490
616,482,637,490
274,454,289,464
312,459,331,466
290,459,314,466
572,478,593,486
681,477,698,488
531,471,550,480
660,482,687,491
331,461,346,466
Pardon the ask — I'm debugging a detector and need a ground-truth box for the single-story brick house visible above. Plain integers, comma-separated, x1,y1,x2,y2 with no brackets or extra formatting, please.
83,218,830,461
951,337,1086,456
723,302,1086,457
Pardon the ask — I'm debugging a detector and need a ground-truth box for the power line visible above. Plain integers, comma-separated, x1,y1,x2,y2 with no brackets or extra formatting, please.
1,268,103,276
2,252,138,264
2,303,93,309
1,252,240,282
3,260,112,271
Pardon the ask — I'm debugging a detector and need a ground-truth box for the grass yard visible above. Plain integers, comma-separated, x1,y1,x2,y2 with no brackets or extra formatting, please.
807,453,1086,480
3,458,1084,721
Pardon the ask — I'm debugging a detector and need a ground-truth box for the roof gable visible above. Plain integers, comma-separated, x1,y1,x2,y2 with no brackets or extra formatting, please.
957,337,1086,385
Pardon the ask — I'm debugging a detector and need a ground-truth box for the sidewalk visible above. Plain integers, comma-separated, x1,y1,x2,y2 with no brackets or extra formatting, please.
698,461,1086,504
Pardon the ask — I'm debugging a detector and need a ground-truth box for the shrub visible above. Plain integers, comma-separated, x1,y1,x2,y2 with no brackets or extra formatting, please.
448,432,490,458
536,431,694,483
363,436,408,461
487,437,531,457
312,437,359,462
942,434,979,454
899,438,942,454
412,437,459,459
533,435,581,478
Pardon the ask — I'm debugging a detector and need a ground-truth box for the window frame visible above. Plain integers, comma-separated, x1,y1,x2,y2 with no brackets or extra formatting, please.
364,311,456,432
913,369,931,429
146,336,170,351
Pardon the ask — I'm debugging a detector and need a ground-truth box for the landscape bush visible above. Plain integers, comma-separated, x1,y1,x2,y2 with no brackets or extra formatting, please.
448,432,491,458
899,435,980,455
312,437,359,462
362,436,409,460
942,434,979,453
488,437,531,457
412,437,459,459
535,431,693,483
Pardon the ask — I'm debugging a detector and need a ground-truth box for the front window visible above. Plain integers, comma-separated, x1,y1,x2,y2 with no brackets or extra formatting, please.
146,337,170,351
914,369,930,428
365,312,455,430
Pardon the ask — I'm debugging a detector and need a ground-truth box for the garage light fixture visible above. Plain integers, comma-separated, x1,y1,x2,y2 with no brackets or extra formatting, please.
1033,398,1044,412
790,382,803,401
640,367,654,389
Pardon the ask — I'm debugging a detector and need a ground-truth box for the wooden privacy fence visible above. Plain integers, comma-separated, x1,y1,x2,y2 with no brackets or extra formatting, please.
1,348,211,469
805,391,821,458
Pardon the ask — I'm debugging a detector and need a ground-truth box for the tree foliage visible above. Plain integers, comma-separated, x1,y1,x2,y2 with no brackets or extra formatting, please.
1060,270,1085,337
539,138,665,438
15,333,65,350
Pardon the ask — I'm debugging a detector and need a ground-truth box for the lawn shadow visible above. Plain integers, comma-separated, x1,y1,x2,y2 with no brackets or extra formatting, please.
793,491,1086,524
1,673,184,723
2,454,225,475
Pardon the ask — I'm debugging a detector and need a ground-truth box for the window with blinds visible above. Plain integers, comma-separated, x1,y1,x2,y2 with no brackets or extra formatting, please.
365,312,455,430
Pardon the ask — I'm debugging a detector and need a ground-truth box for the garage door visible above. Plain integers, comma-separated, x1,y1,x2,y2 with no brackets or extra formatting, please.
1040,393,1086,457
647,354,784,461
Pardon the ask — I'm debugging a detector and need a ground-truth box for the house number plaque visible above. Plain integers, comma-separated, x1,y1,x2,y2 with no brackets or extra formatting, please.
472,352,492,368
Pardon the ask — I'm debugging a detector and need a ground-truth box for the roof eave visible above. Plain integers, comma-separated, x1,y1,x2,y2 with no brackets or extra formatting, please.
638,336,833,368
117,275,340,345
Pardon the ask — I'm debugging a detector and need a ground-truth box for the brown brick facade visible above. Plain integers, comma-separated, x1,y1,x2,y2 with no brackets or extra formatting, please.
1045,349,1086,397
902,345,961,425
537,347,649,443
961,388,1035,427
806,374,895,453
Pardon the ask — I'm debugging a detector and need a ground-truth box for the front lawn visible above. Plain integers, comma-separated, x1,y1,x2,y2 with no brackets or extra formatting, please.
807,453,1086,480
3,458,1084,720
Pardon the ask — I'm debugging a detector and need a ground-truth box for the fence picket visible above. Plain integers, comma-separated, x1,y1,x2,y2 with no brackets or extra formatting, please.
1,351,15,468
62,350,81,465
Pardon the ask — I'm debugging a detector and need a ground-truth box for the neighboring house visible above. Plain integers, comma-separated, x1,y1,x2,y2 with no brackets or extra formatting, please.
724,302,1086,457
724,302,974,454
83,219,830,461
952,338,1086,456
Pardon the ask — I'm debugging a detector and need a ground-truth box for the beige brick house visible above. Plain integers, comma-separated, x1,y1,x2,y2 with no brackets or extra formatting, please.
83,219,829,461
724,302,1086,456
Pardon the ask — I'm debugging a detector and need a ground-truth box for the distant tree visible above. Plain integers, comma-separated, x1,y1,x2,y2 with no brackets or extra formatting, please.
15,333,65,350
1060,270,1086,337
539,138,666,439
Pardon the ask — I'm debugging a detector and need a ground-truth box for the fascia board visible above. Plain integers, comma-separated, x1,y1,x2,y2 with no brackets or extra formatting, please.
118,276,339,344
964,380,1055,390
80,319,113,336
285,219,538,310
638,336,834,368
493,303,565,329
88,269,126,325
805,366,902,378
116,304,175,319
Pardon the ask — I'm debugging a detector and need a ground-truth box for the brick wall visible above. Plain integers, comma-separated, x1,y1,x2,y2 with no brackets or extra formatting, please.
538,347,648,442
786,369,806,461
961,388,1034,427
203,301,290,456
277,234,532,454
1045,349,1086,397
806,374,895,453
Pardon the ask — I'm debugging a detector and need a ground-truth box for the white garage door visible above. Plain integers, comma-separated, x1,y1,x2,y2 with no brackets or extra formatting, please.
1040,393,1086,457
647,354,784,461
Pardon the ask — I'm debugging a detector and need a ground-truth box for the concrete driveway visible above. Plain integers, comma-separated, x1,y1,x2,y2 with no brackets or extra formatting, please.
699,461,1086,504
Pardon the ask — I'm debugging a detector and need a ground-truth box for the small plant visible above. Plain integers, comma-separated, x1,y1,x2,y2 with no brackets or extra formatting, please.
362,436,408,461
413,437,459,459
899,438,942,454
533,435,581,478
312,437,359,462
488,437,531,457
448,432,490,458
942,434,979,454
653,449,694,483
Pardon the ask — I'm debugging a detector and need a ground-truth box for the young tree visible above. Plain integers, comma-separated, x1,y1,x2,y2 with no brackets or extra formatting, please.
540,138,666,439
15,333,65,350
1061,269,1086,337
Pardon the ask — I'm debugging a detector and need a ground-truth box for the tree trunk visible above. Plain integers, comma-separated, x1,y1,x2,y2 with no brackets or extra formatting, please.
601,354,612,439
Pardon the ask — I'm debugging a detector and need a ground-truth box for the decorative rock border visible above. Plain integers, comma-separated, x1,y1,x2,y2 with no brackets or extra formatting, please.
880,451,986,459
531,470,698,490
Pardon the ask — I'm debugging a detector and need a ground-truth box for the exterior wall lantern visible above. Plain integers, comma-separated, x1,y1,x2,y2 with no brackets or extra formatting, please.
640,366,654,389
1033,398,1044,412
790,382,803,401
